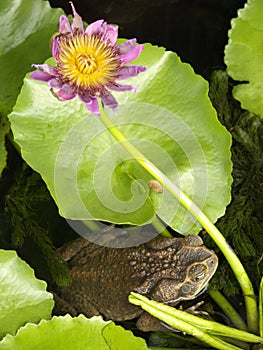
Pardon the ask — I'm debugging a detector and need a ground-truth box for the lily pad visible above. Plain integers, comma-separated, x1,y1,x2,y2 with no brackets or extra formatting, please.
0,315,147,350
9,43,232,233
0,249,54,339
224,0,263,117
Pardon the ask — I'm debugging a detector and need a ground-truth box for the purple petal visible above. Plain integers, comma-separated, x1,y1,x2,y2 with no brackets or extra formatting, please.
101,91,119,111
85,19,105,36
70,2,84,33
108,82,138,92
78,90,92,104
103,24,118,45
30,71,53,82
52,38,60,60
117,65,146,79
59,15,71,34
78,91,100,115
32,64,57,75
48,78,62,89
86,98,100,116
119,45,144,64
117,39,137,54
56,83,76,101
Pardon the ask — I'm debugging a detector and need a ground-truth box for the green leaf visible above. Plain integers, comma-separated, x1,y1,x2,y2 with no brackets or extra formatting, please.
0,0,63,118
0,315,147,350
0,249,54,340
8,44,232,233
0,0,63,176
224,0,263,117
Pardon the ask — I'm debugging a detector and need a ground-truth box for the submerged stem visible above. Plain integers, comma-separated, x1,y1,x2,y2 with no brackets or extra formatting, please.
98,104,258,333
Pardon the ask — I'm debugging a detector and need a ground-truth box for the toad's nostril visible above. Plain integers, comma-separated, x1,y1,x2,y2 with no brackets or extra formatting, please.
207,256,218,269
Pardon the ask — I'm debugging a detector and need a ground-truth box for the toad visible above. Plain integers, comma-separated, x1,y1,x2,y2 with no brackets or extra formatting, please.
56,230,218,331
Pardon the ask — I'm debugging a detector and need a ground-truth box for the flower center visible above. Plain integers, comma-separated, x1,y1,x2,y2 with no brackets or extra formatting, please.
76,53,97,74
57,35,120,90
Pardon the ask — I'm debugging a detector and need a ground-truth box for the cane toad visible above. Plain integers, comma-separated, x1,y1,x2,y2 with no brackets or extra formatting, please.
57,230,218,331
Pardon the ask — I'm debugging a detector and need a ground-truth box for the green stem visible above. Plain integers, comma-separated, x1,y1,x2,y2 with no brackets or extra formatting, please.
98,104,258,333
129,292,263,344
129,293,250,350
151,216,173,237
209,290,248,331
83,220,101,232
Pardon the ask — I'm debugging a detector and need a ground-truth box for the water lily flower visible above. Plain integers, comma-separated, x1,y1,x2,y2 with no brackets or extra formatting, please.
30,2,146,115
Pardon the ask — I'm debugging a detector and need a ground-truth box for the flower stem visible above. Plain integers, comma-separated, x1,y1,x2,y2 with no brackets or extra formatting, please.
98,104,258,333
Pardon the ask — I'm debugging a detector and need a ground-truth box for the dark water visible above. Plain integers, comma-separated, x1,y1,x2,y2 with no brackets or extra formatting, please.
49,0,246,77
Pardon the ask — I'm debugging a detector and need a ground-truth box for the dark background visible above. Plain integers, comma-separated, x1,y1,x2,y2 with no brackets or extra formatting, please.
49,0,246,78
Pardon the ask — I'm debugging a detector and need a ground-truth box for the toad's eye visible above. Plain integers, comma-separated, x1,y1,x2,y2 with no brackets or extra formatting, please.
192,273,206,283
189,264,206,283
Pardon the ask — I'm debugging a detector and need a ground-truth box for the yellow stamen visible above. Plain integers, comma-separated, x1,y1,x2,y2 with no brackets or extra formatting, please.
58,35,120,89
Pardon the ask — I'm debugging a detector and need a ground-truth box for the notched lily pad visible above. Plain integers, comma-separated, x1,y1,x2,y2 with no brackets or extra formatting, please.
0,315,147,350
9,42,232,233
